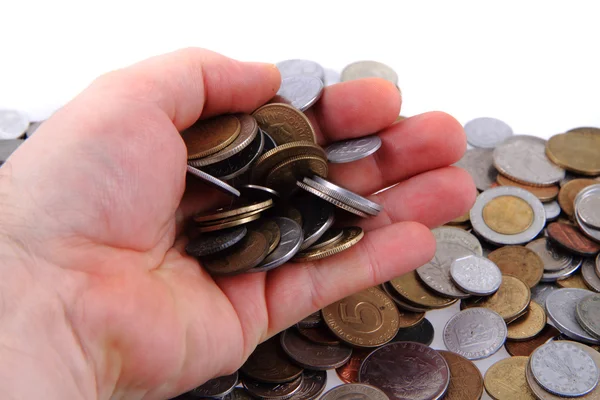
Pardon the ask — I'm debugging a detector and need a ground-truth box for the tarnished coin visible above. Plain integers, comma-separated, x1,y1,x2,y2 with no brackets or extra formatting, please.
296,324,340,346
484,356,535,400
453,148,498,191
341,60,399,85
358,341,450,400
546,131,600,176
322,286,400,348
321,383,389,400
416,227,482,298
546,288,600,344
185,372,238,398
507,301,547,341
296,311,322,329
487,246,544,288
186,165,241,197
443,308,507,360
541,257,583,282
274,75,324,111
265,154,328,193
307,176,382,214
307,228,344,251
220,388,253,400
531,341,599,397
544,201,562,221
182,114,241,159
252,103,316,145
493,135,565,186
253,218,281,255
547,222,600,256
576,293,600,339
242,374,303,399
294,195,335,250
388,270,458,309
251,217,303,273
450,255,502,295
276,59,325,80
185,226,247,257
438,350,484,400
582,258,600,292
559,178,598,218
325,135,383,164
200,230,269,276
531,283,560,309
287,370,327,400
471,186,546,245
240,335,303,383
526,237,573,272
0,109,29,139
505,324,561,356
391,318,434,346
252,141,325,184
0,139,24,165
280,329,352,370
577,184,600,229
292,226,364,262
497,173,559,202
464,117,514,149
335,348,373,384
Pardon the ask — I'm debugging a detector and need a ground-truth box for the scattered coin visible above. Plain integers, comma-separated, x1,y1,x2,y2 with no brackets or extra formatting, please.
0,138,24,165
505,324,561,356
390,318,434,346
497,173,559,202
185,226,247,257
185,165,241,197
546,288,600,344
200,229,269,276
325,135,383,164
546,130,600,175
437,350,484,400
239,335,303,383
320,383,390,400
453,148,498,191
252,103,317,145
280,329,352,370
341,60,399,85
0,109,29,139
388,270,458,309
484,356,535,400
184,371,238,398
450,255,502,295
487,246,544,288
274,75,324,112
287,370,327,400
544,201,562,221
292,226,364,262
559,178,598,218
526,237,573,272
576,293,600,339
547,221,600,256
582,258,600,292
575,184,600,229
242,374,303,399
276,59,325,81
464,117,514,149
507,301,547,341
251,217,303,272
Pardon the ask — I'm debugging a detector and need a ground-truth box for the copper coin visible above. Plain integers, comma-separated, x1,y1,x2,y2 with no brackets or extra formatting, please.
461,275,531,322
505,324,561,356
507,301,547,341
497,173,559,202
388,270,457,309
296,311,322,329
390,318,434,346
280,329,352,370
296,324,341,346
240,335,303,383
558,178,598,218
182,114,241,159
547,222,600,256
438,350,484,400
335,348,373,384
252,103,317,145
488,246,544,288
200,230,269,275
242,374,303,399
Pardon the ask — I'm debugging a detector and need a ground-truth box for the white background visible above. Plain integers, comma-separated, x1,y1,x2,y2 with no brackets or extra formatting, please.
2,0,599,397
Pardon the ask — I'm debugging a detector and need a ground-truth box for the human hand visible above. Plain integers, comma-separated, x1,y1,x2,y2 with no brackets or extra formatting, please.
0,48,475,399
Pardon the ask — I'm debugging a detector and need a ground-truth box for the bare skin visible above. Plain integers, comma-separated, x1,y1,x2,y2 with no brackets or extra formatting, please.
0,48,475,399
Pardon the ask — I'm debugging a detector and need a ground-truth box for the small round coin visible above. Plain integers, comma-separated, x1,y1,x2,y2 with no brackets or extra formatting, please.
484,356,536,400
453,148,498,191
547,222,600,257
577,184,600,229
461,275,531,322
450,255,502,295
541,257,583,283
487,245,544,288
200,230,269,276
320,383,390,400
546,131,600,176
341,60,399,85
505,324,561,356
182,114,241,159
559,178,599,218
526,237,573,272
507,301,547,341
576,293,600,339
0,109,29,139
325,135,383,163
252,103,316,145
292,226,364,262
253,218,281,255
497,173,559,202
546,288,600,345
280,329,352,370
464,116,514,149
239,335,303,383
483,194,534,234
438,350,484,400
185,226,247,257
274,75,324,111
251,217,303,273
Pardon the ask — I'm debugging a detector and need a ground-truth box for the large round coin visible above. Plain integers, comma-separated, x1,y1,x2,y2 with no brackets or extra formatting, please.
252,103,316,145
493,135,565,186
546,288,600,344
461,275,531,322
507,301,547,341
484,357,535,400
251,217,303,273
322,286,400,348
450,255,502,295
546,131,600,176
526,237,573,272
577,293,600,339
274,75,324,111
276,59,325,80
325,135,383,164
438,350,484,400
321,383,389,400
443,308,507,360
487,246,544,288
464,116,513,149
182,114,241,159
280,329,352,370
359,342,450,400
416,227,481,298
453,148,497,191
470,186,546,245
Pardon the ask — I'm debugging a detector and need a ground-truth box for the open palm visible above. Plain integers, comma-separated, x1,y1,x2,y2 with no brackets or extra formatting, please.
0,48,475,399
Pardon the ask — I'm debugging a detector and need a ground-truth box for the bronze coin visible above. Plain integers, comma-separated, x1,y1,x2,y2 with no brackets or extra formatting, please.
388,270,457,309
484,356,535,400
309,228,344,251
240,335,303,383
193,199,273,223
558,178,598,218
438,350,484,400
322,286,400,348
487,246,544,288
296,311,322,329
195,213,261,233
504,324,561,356
280,329,353,370
252,103,317,145
482,195,534,234
253,219,281,255
546,131,600,175
335,348,373,384
242,374,303,399
292,227,364,262
182,114,241,159
296,324,341,346
221,388,254,399
265,155,328,194
200,230,269,276
381,282,431,312
507,301,547,341
557,272,590,289
497,173,559,202
251,141,326,185
547,222,600,256
390,318,434,346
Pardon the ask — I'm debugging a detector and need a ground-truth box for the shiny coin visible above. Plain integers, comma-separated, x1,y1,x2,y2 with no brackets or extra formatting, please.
541,257,583,282
274,75,324,111
493,135,565,186
484,356,535,400
276,59,325,80
185,371,238,398
453,148,497,191
292,226,364,262
464,116,513,149
280,328,352,370
0,139,24,165
577,184,600,229
559,178,598,218
185,165,241,197
558,272,590,289
308,176,382,214
194,199,273,223
438,350,484,400
296,324,340,346
324,68,340,86
390,318,434,346
547,222,600,257
25,120,43,137
416,227,482,299
470,186,546,245
443,308,507,360
381,282,433,312
325,135,383,164
544,200,561,221
239,335,303,383
575,206,600,246
253,218,281,255
531,341,599,397
252,103,316,145
546,131,600,176
307,227,344,251
0,109,29,139
358,341,450,400
296,311,322,329
296,180,368,218
461,275,531,322
194,213,261,233
388,270,458,309
242,374,303,399
182,114,240,159
200,230,269,276
507,301,547,341
287,370,327,400
450,255,502,295
335,348,372,384
341,60,399,85
582,258,600,292
251,141,325,184
322,286,400,348
505,324,561,356
576,293,600,339
497,173,559,202
239,184,280,201
487,245,544,288
321,383,389,400
526,237,573,272
546,288,600,344
265,154,328,193
185,226,247,257
251,217,303,273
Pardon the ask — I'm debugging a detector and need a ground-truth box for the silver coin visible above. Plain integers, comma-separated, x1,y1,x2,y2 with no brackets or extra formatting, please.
0,109,29,139
320,383,389,400
464,117,514,149
301,177,379,216
323,68,340,86
450,255,502,296
251,217,303,272
470,186,546,245
531,282,560,310
286,370,327,400
261,129,277,153
541,257,582,282
493,135,565,186
530,341,599,397
188,371,238,398
185,165,240,197
526,237,573,272
341,60,399,85
185,226,247,257
296,180,369,218
544,201,561,221
276,59,325,81
546,288,600,344
452,148,497,191
576,184,600,229
0,139,24,165
309,176,382,213
582,258,600,293
574,191,600,243
577,293,600,340
416,227,482,299
243,374,304,399
239,184,280,200
443,308,507,360
274,76,324,111
295,196,335,250
325,135,382,164
25,120,44,137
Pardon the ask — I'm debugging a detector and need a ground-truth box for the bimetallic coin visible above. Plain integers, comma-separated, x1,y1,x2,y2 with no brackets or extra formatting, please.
320,383,389,400
287,370,327,400
325,135,383,164
464,117,514,149
531,341,599,397
443,308,507,360
185,226,247,257
186,372,238,398
547,222,600,257
505,324,561,357
461,275,531,322
546,131,600,176
274,75,324,111
582,258,600,292
276,59,325,80
487,245,544,288
182,114,241,159
0,139,24,165
280,329,352,370
544,201,561,221
242,374,303,399
438,350,484,400
252,103,316,145
507,301,547,341
526,237,573,272
239,335,303,383
559,178,598,218
251,217,303,273
484,357,535,400
390,318,434,346
450,255,502,295
546,288,600,344
0,109,29,139
341,60,399,85
453,148,497,191
185,165,241,197
576,293,600,339
200,230,269,276
575,185,600,229
292,226,364,262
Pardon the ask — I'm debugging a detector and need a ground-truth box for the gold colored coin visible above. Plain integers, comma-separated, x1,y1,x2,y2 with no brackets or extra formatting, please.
182,114,241,160
265,155,328,193
322,286,400,348
462,274,531,322
484,356,536,400
546,131,600,175
292,227,364,262
487,246,544,288
195,213,261,233
193,199,273,223
252,103,316,145
201,230,269,276
253,219,280,255
558,178,598,218
388,270,457,309
507,301,547,341
557,272,589,289
438,350,484,400
251,141,326,185
483,195,534,234
497,174,559,202
448,210,470,224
